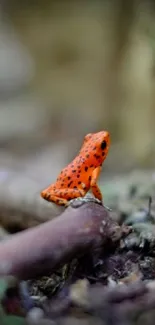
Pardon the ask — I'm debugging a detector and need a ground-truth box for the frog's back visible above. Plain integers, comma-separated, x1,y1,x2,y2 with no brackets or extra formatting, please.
54,130,110,190
55,154,89,189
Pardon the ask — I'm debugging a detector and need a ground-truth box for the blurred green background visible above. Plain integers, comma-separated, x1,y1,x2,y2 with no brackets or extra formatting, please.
0,0,155,186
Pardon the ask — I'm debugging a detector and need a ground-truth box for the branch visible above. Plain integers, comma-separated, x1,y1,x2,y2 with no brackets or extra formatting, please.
0,201,129,280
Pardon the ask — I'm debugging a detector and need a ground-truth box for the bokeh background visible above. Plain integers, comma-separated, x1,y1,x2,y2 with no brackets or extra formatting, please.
0,0,155,188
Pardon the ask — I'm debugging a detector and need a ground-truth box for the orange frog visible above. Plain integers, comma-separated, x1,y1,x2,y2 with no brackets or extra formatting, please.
41,130,110,206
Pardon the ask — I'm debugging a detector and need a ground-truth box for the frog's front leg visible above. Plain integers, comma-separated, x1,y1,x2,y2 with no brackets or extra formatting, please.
41,187,86,206
90,166,103,201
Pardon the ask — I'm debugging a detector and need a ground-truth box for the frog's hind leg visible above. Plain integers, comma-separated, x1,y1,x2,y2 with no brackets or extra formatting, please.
41,187,85,206
42,192,68,206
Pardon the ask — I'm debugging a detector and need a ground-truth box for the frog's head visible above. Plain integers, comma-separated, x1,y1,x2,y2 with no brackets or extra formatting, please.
82,130,110,165
98,130,110,154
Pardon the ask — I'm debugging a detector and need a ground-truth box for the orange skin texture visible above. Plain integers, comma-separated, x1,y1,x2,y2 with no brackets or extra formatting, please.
41,130,110,206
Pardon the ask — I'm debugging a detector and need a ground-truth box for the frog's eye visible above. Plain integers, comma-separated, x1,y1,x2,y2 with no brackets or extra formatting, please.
101,140,107,150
